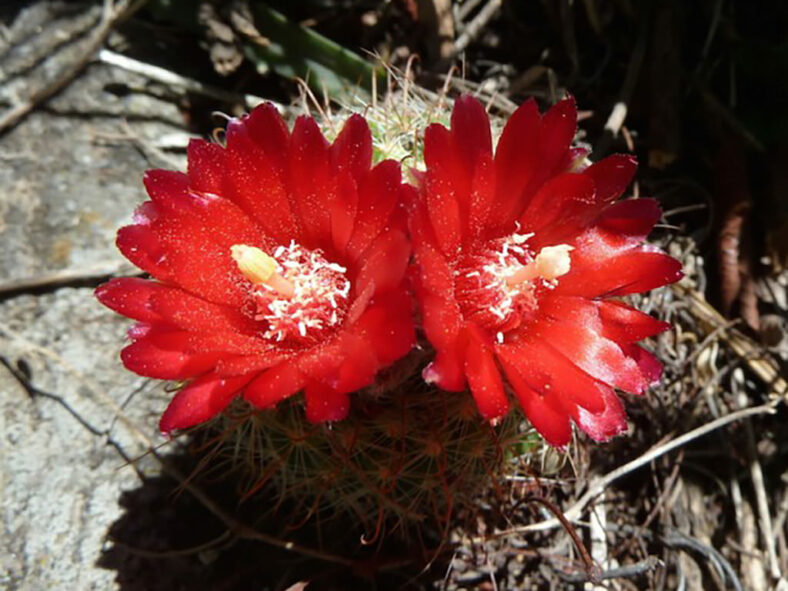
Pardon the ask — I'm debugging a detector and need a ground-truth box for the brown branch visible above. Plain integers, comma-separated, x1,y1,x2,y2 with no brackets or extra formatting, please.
526,494,601,584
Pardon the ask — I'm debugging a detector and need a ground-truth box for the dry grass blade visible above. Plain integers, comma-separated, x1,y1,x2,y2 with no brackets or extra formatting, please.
485,401,778,537
673,283,787,400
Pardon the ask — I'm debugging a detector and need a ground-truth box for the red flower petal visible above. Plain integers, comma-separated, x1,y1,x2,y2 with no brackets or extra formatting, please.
556,248,683,298
467,152,496,241
490,98,541,228
584,153,637,203
422,335,467,392
560,146,591,173
244,362,306,408
327,334,380,393
150,221,247,306
622,343,663,385
244,102,290,170
159,373,253,433
464,327,509,420
288,115,334,246
121,338,221,380
187,139,225,194
134,188,250,307
189,195,263,250
490,97,578,230
419,289,463,350
330,171,358,255
149,330,267,356
215,354,286,377
143,169,190,205
536,96,578,182
292,332,376,393
532,297,648,394
598,300,671,344
304,381,350,423
519,172,596,236
95,278,162,323
423,124,463,254
497,338,606,414
574,386,628,442
149,288,257,334
450,95,493,172
116,224,168,279
131,201,160,225
345,160,402,259
410,208,455,294
354,228,410,296
224,109,299,242
330,113,373,182
498,354,572,447
595,198,661,240
352,289,415,364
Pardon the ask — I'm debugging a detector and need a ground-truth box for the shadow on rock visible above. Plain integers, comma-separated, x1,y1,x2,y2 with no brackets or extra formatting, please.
97,444,450,591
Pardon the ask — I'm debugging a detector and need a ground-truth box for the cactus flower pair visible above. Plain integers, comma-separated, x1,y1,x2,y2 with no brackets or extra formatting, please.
96,96,682,446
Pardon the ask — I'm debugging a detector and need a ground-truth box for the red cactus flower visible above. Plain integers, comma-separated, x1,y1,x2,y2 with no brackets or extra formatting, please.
97,104,415,432
410,95,682,446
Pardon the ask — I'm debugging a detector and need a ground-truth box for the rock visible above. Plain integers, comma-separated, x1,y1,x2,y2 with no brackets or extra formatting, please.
0,4,190,588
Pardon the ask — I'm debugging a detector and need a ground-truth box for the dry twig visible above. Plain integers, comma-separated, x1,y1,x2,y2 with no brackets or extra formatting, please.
96,49,273,112
554,555,663,584
0,261,140,298
674,283,787,400
594,0,652,155
452,0,503,56
486,401,778,537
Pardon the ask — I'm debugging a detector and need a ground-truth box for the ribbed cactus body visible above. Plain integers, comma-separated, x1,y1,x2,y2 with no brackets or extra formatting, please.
211,378,537,534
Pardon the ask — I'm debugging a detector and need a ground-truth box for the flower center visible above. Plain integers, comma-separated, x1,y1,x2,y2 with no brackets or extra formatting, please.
454,232,573,342
231,242,350,346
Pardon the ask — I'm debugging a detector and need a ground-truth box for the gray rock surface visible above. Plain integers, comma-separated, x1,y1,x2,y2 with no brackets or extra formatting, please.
1,5,191,588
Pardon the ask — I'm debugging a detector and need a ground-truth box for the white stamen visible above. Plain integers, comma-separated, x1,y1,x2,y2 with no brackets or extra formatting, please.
511,232,534,244
248,241,351,343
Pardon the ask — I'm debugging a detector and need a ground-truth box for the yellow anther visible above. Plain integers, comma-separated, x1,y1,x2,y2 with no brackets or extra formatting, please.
231,245,277,283
230,244,295,298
